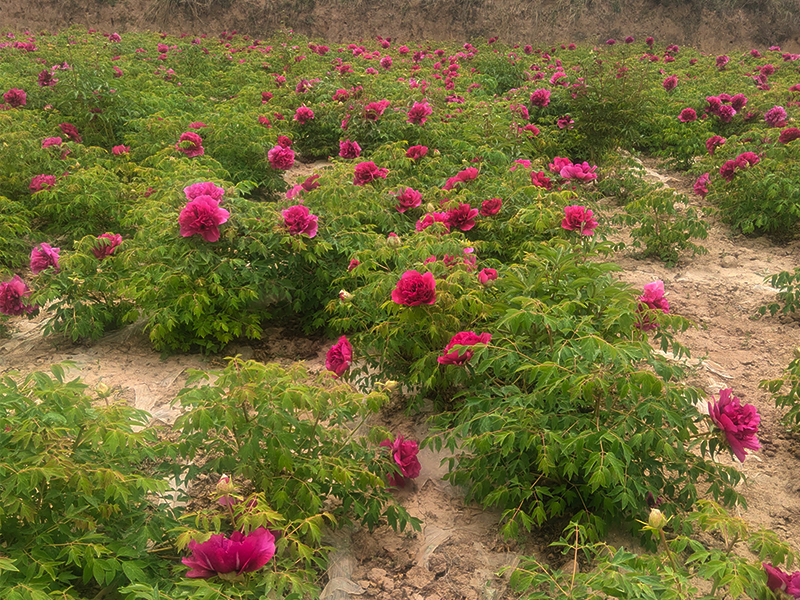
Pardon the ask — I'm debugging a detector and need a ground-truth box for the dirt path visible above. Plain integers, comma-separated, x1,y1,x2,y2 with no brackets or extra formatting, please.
1,159,799,599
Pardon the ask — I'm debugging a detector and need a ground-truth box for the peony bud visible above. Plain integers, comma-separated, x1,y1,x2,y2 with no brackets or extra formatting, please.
95,382,112,398
383,380,400,392
339,289,353,303
386,233,401,248
648,508,668,530
794,346,800,360
216,474,236,495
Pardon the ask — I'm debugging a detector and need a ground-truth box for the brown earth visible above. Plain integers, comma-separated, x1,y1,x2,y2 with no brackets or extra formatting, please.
3,0,800,54
2,158,799,599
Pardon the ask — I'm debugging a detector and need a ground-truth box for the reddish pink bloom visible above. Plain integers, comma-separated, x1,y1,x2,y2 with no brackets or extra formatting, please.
175,132,204,157
693,173,710,198
353,161,388,185
182,528,276,579
779,127,800,144
736,151,759,168
30,243,60,274
678,108,697,122
268,145,295,170
765,105,788,127
112,145,129,155
561,205,598,236
446,203,479,231
92,233,122,260
325,336,352,377
391,270,436,306
332,88,349,102
636,280,670,331
3,88,26,107
347,258,360,271
708,388,761,463
437,331,492,365
189,122,207,129
705,135,726,155
406,145,428,160
364,99,390,120
29,174,56,193
59,122,82,143
392,187,422,212
0,275,36,316
548,156,572,173
662,75,677,91
301,175,320,191
730,94,748,111
282,205,318,238
478,268,498,285
339,139,361,159
380,435,421,487
529,88,551,107
442,167,478,190
277,135,292,148
406,101,432,125
560,162,598,182
716,55,729,69
717,105,736,123
293,106,314,124
416,212,450,232
531,171,552,190
179,196,230,242
41,137,62,149
184,182,225,201
480,198,502,216
719,160,738,182
763,564,800,598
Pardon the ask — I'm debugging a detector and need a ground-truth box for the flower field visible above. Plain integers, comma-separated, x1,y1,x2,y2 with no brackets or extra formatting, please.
1,26,800,600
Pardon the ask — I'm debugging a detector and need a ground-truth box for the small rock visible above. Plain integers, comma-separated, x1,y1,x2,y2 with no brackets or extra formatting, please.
720,255,738,268
227,344,254,360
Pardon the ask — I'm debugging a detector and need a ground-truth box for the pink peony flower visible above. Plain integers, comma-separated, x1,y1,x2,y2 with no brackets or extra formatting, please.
716,55,729,69
3,88,26,107
347,258,360,271
416,212,450,232
380,55,393,70
59,122,82,143
268,145,295,170
437,331,492,365
325,336,352,377
179,196,230,242
529,88,551,107
406,145,428,160
708,388,761,462
560,162,598,182
92,233,122,260
442,167,478,191
478,268,498,285
380,435,421,487
779,127,800,144
277,135,292,148
662,75,677,91
556,115,574,129
446,203,479,231
30,243,60,274
693,173,710,198
719,160,738,182
38,70,58,87
293,106,314,124
736,151,759,168
392,187,422,212
176,132,204,157
636,280,670,330
332,88,349,102
353,161,388,185
339,139,361,159
364,99,390,120
763,564,800,598
480,198,502,216
184,182,225,201
182,528,276,578
189,121,207,129
391,270,436,306
29,174,56,193
678,108,697,122
531,171,552,190
406,101,433,125
717,105,736,123
730,93,748,111
705,135,726,155
510,159,532,172
561,205,598,236
282,205,318,238
42,137,62,149
112,145,129,155
765,105,788,127
301,174,320,191
548,156,572,174
0,275,36,316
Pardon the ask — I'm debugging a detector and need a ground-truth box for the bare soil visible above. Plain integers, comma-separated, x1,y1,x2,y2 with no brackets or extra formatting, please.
2,158,799,599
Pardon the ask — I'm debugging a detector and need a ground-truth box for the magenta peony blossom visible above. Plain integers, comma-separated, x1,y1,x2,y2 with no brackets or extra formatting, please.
301,175,320,192
190,121,208,129
446,203,479,231
92,233,122,260
347,258,360,271
708,388,761,463
338,139,361,159
391,270,436,306
529,88,551,107
3,88,26,107
182,528,276,578
662,75,677,91
437,331,492,365
380,55,392,70
364,99,390,120
30,243,60,274
442,167,478,191
185,182,225,201
353,161,388,185
779,127,800,144
29,174,56,193
765,105,788,127
561,205,598,235
548,156,572,174
42,137,62,149
531,171,553,190
416,212,450,232
730,93,748,111
705,135,726,155
38,70,58,87
636,280,670,330
736,151,760,168
0,275,36,316
392,187,422,212
480,198,502,216
716,55,729,69
268,145,295,170
406,145,428,160
380,435,421,487
407,101,432,125
717,104,736,123
560,162,598,182
176,132,204,157
325,336,352,377
179,196,230,242
693,173,710,198
293,106,314,124
678,108,697,122
112,145,129,155
556,115,574,129
282,205,318,238
478,268,498,285
763,563,800,598
59,122,82,143
719,160,738,182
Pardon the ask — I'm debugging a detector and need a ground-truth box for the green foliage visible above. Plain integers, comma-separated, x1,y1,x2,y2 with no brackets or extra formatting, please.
0,365,180,599
761,351,800,432
759,267,800,317
0,196,32,269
